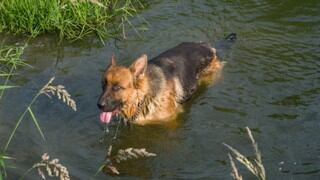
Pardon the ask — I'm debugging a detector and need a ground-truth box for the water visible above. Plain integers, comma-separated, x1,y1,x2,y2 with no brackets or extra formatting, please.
1,0,320,179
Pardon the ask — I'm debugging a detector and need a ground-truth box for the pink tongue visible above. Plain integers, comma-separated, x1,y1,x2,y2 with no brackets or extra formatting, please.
100,112,113,124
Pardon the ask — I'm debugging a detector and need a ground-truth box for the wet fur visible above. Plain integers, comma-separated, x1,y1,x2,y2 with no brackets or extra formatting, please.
102,42,224,125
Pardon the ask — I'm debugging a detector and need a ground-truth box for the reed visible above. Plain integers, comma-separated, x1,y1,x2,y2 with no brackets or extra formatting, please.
1,77,76,179
96,145,156,175
19,153,70,180
41,78,77,111
32,153,70,180
228,153,243,180
224,127,266,180
3,77,77,152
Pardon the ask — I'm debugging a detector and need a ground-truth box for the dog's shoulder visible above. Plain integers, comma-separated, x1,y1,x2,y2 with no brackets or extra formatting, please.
147,42,215,102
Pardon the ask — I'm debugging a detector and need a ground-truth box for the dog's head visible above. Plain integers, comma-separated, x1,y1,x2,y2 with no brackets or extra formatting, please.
97,54,148,123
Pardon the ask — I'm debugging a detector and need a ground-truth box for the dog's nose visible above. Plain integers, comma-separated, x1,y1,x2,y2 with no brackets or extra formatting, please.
97,101,105,109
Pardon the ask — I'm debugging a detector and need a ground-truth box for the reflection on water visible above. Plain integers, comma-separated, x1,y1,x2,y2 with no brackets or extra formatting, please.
1,0,320,179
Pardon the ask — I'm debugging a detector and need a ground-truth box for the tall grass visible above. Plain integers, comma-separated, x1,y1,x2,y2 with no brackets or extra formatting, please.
0,77,77,179
3,77,77,151
0,44,28,180
224,127,266,180
0,45,76,178
20,153,70,180
96,145,156,176
0,0,145,41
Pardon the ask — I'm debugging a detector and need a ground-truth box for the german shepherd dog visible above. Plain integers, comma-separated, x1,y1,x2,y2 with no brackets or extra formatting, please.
98,33,236,125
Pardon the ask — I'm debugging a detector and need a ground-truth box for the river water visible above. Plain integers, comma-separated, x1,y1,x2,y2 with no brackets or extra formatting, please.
0,0,319,179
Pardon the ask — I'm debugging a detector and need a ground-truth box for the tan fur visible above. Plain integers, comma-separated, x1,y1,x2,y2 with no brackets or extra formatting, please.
173,77,184,102
199,48,225,85
103,47,224,126
128,67,180,125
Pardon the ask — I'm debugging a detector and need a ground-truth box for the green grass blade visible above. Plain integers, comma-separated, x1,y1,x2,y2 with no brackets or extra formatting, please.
1,155,13,160
28,107,45,141
0,160,5,170
3,109,28,152
3,78,46,152
3,157,13,160
0,73,18,77
95,164,105,176
0,155,6,179
0,85,17,90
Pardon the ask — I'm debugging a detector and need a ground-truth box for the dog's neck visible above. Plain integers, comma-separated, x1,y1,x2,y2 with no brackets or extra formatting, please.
122,65,163,122
121,75,151,121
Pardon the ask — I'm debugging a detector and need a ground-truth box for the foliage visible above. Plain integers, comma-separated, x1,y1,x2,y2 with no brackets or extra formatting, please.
0,45,27,99
0,0,145,41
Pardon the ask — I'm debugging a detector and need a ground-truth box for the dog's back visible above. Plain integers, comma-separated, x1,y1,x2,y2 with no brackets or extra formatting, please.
149,42,215,102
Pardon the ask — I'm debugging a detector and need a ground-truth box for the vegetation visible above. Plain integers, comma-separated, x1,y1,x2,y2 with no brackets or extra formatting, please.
3,77,77,152
0,43,156,179
0,45,27,179
0,45,27,99
0,0,145,41
22,153,70,180
97,145,156,175
224,127,266,180
0,45,77,179
0,76,77,179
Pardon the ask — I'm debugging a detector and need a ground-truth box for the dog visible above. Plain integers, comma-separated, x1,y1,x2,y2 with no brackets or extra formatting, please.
98,33,236,125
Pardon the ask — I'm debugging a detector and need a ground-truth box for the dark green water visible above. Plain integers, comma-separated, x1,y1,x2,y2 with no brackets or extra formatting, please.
1,0,320,179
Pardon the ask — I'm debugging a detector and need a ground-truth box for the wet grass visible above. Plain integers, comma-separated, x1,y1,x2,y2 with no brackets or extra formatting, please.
0,0,145,41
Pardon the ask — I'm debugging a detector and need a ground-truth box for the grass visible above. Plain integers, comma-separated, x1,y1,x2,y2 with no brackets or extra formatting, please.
224,127,266,180
20,153,70,180
0,154,14,180
96,145,156,176
3,77,77,152
0,45,28,99
0,44,28,179
0,0,146,41
0,67,76,180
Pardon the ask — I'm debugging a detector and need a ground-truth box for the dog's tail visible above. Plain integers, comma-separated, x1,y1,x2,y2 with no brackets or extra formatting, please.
214,33,237,59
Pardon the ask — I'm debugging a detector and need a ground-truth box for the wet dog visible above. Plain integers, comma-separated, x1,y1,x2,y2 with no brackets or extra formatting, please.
98,33,236,125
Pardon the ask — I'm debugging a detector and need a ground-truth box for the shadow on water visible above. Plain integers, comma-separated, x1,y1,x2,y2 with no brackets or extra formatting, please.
1,0,320,179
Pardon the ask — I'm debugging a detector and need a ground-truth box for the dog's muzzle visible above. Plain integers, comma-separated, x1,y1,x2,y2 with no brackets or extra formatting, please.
97,96,121,124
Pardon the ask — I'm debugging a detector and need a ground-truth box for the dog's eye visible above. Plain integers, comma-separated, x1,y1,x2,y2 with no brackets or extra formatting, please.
112,85,122,92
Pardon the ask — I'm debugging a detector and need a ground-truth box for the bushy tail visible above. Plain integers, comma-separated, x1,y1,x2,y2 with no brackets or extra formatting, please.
215,33,237,59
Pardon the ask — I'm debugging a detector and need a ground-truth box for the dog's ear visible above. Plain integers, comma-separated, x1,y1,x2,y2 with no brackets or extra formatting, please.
111,54,117,66
130,54,147,77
